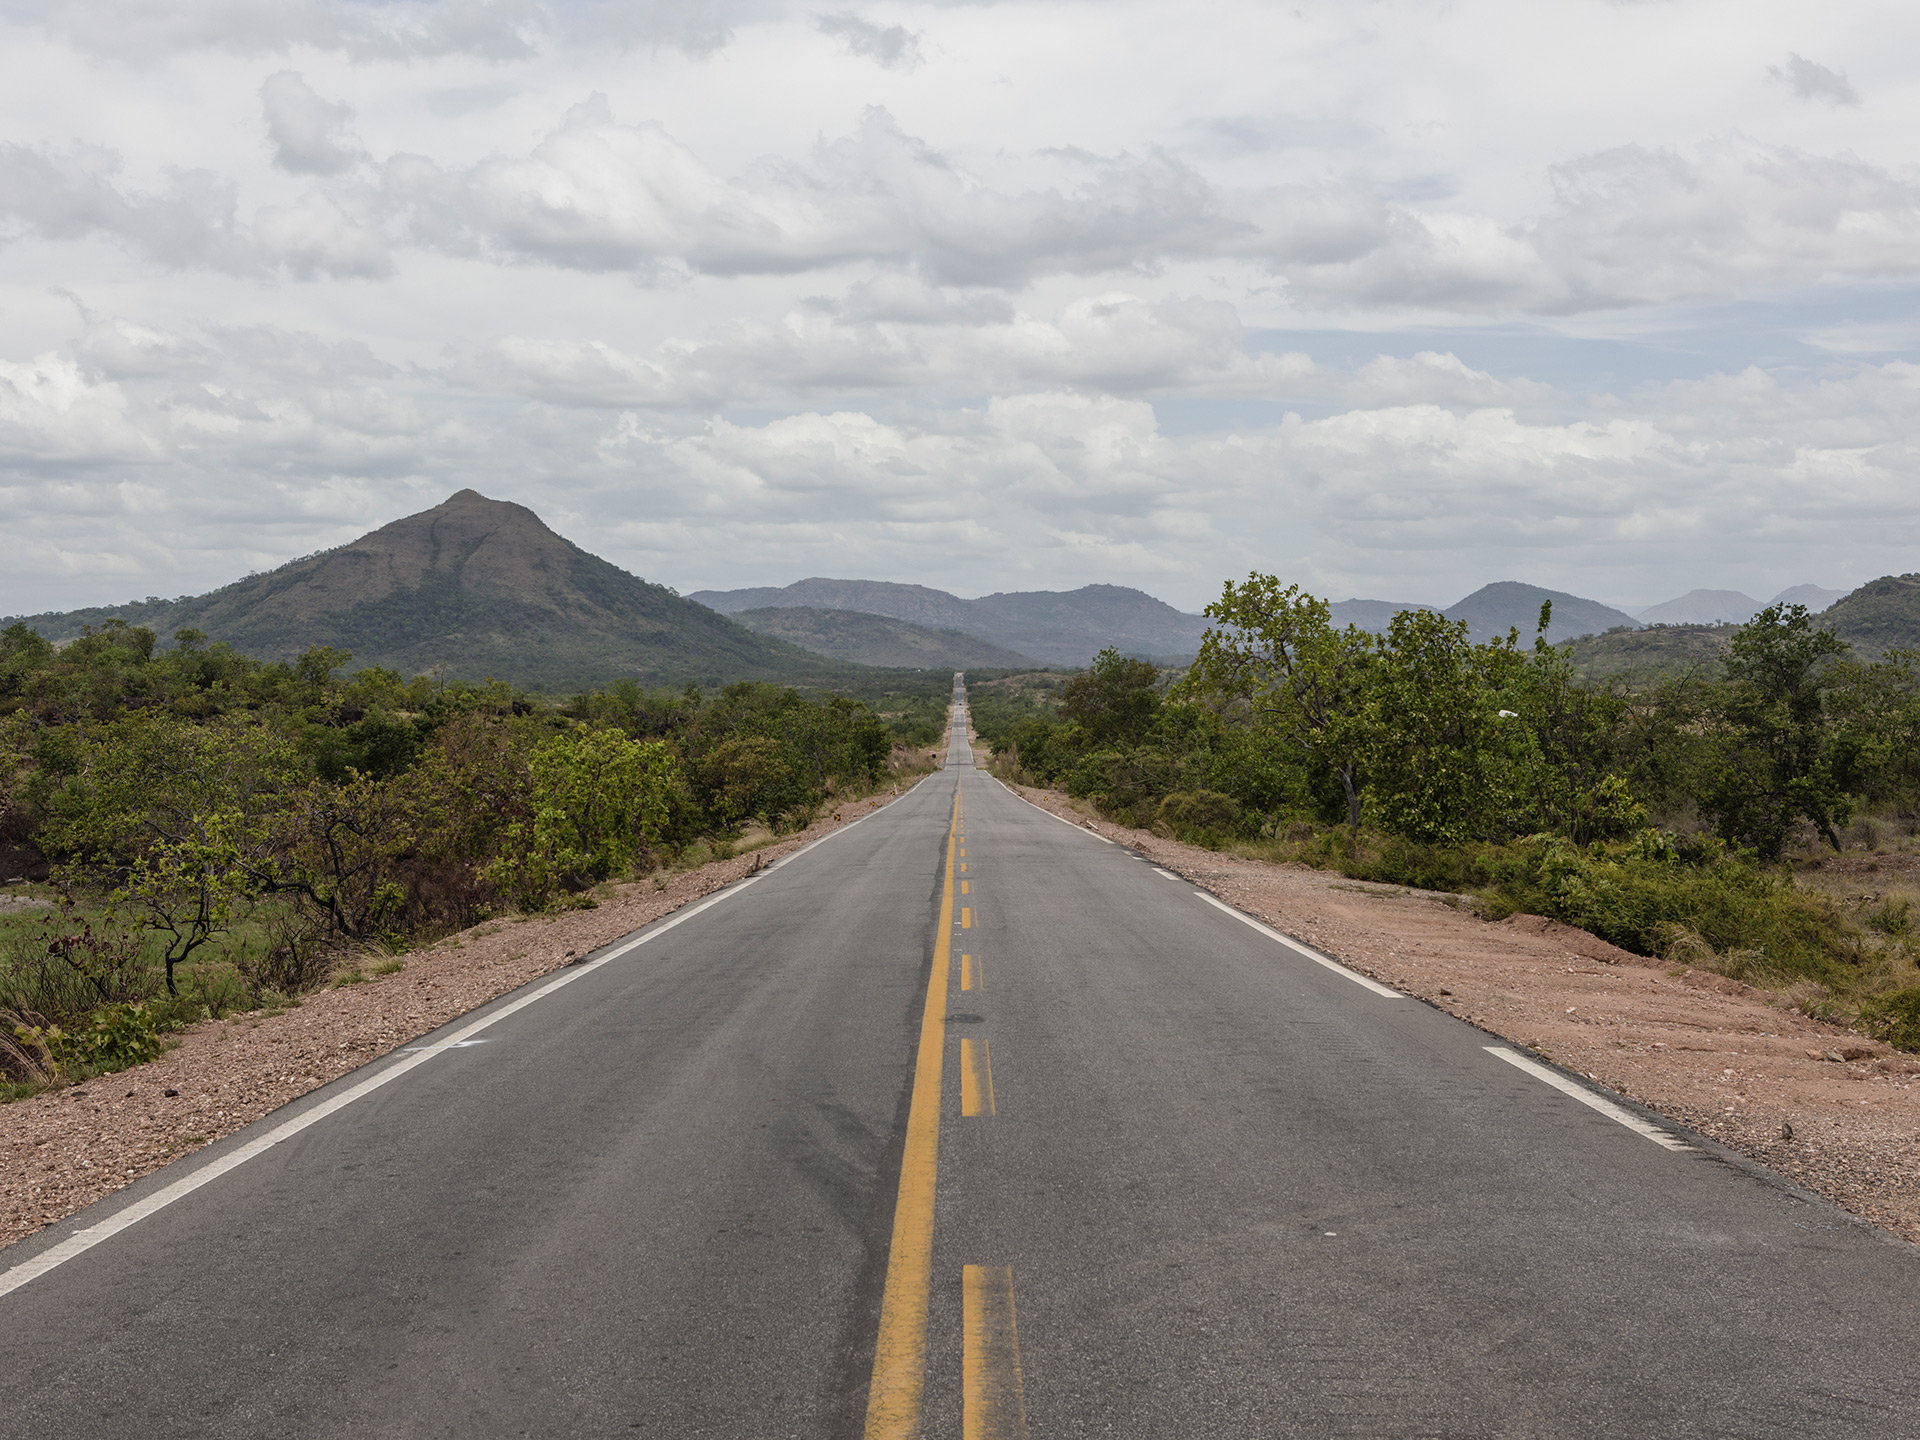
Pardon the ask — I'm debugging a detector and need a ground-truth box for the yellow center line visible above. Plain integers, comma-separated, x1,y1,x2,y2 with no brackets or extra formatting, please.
960,1037,995,1117
960,953,977,991
961,880,971,894
863,785,961,1439
961,907,972,929
963,1266,1030,1439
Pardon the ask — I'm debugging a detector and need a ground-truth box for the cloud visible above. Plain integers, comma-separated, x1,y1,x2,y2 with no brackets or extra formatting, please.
1769,53,1860,108
0,142,258,273
0,353,154,463
387,101,1242,285
14,96,1920,315
442,288,1314,406
815,11,924,70
261,71,364,175
18,0,542,61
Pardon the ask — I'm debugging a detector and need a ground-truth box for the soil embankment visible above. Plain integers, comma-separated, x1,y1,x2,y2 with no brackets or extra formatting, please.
1008,782,1920,1246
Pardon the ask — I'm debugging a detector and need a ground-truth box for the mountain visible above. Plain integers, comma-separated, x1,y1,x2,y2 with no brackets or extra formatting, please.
1330,599,1420,633
690,578,1208,666
731,607,1037,669
1819,575,1920,659
1636,589,1761,626
1443,582,1642,645
693,579,978,632
5,490,830,691
1772,584,1848,613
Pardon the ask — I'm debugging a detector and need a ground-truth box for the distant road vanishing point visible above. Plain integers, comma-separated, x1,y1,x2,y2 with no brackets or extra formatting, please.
6,675,1920,1437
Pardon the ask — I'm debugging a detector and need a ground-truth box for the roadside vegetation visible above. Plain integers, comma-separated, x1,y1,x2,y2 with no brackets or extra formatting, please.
974,577,1920,1048
0,620,948,1098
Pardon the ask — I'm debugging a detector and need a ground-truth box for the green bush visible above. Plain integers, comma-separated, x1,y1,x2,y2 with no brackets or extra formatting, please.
14,1000,164,1078
1156,791,1243,845
1478,835,1854,984
1862,987,1920,1050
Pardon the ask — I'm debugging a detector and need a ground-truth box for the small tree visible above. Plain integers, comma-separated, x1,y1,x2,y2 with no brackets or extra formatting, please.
1705,604,1853,857
489,727,679,909
38,715,295,995
1361,609,1526,846
1060,649,1162,749
1185,576,1377,839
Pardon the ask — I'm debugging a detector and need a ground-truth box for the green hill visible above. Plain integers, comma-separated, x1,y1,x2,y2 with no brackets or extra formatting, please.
4,490,835,691
1819,574,1920,659
1567,624,1734,684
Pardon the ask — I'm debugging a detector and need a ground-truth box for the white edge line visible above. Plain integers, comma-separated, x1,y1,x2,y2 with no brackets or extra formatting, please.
1004,786,1116,844
0,871,771,1302
1192,891,1403,998
1152,868,1180,881
1485,1046,1695,1152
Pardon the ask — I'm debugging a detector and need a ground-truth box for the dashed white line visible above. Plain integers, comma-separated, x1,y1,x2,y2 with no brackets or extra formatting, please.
1192,891,1403,998
1485,1047,1695,1151
1152,868,1180,881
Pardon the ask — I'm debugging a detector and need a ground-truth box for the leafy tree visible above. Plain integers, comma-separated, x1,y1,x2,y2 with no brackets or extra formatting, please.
39,715,297,993
489,727,680,908
1704,604,1854,857
1059,649,1161,749
1185,576,1377,838
700,736,797,829
1361,609,1526,845
1502,602,1644,843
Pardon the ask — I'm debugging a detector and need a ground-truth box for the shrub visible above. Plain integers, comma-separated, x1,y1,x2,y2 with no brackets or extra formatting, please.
1157,791,1243,845
1862,987,1920,1051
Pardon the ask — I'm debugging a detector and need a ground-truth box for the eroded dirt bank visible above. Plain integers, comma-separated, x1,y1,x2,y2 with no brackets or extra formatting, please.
1006,782,1920,1246
1,786,914,1254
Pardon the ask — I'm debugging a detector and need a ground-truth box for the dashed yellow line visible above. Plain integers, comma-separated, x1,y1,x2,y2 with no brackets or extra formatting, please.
960,1037,995,1117
961,953,978,992
963,1266,1029,1439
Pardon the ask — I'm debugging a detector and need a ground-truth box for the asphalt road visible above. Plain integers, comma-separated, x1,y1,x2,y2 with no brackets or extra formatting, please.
7,675,1920,1438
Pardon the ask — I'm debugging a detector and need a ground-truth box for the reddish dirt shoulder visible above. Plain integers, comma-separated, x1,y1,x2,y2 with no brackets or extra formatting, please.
1,786,917,1255
1007,782,1920,1246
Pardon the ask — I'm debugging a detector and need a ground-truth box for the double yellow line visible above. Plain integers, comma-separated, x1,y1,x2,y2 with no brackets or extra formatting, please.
864,787,1026,1439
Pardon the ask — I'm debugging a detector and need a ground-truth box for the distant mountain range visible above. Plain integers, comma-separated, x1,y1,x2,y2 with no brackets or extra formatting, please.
730,607,1037,669
6,490,1881,686
1329,581,1847,645
690,579,1209,667
1631,585,1848,626
4,490,829,691
1329,583,1639,645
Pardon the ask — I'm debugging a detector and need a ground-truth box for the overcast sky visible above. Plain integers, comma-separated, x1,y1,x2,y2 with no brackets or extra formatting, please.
3,0,1918,617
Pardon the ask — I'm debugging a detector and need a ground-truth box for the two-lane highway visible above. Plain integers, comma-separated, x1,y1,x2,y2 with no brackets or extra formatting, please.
8,674,1920,1437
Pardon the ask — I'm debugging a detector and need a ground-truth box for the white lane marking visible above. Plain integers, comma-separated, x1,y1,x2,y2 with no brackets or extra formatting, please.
0,873,770,1302
1152,868,1180,881
1485,1047,1695,1152
400,1040,491,1052
1193,891,1403,998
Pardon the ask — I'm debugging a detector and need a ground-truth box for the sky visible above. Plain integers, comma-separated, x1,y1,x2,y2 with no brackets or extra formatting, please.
3,0,1919,618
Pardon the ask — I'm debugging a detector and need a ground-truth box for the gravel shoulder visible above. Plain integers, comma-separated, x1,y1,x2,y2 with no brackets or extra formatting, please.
1,784,919,1255
1007,782,1920,1246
